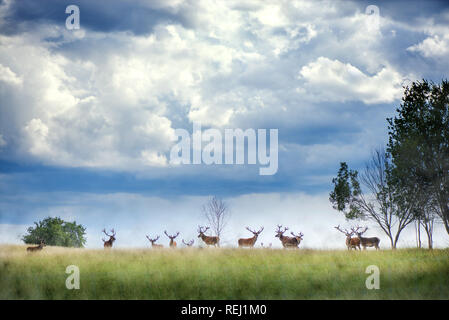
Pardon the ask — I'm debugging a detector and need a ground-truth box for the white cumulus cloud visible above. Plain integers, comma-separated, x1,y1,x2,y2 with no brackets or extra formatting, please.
298,57,404,104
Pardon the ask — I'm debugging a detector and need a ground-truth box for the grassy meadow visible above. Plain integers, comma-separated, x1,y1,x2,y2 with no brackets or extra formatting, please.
0,244,448,299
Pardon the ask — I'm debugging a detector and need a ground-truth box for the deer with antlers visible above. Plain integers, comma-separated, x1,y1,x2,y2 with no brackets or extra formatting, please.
27,239,45,252
182,239,194,247
102,228,116,248
146,235,163,248
238,227,264,248
335,225,361,250
164,231,180,248
290,231,304,246
275,225,302,248
197,226,219,247
355,226,380,250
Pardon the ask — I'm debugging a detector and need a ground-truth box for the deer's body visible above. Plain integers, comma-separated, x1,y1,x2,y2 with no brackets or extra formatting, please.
358,235,380,250
353,226,380,250
346,235,361,250
102,229,116,249
27,240,45,252
198,226,219,247
335,225,361,251
238,227,264,248
279,234,300,248
275,225,303,248
238,236,258,247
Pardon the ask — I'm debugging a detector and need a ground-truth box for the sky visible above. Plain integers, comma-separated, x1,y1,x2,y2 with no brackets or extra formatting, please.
0,0,448,248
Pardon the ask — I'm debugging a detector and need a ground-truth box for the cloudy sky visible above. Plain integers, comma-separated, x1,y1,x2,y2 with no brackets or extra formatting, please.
0,0,448,248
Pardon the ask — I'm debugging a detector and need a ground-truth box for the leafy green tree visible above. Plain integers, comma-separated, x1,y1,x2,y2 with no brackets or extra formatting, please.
22,217,87,247
330,149,415,249
387,80,449,237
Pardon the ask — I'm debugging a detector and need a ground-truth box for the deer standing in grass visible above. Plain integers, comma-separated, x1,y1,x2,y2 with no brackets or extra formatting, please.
238,227,264,247
335,225,360,250
102,228,116,249
275,225,302,248
182,239,194,247
355,226,380,250
197,226,219,247
164,231,179,248
146,235,163,248
290,231,304,246
27,240,45,252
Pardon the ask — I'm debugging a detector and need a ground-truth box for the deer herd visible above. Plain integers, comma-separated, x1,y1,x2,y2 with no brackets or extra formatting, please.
26,224,381,252
99,224,379,250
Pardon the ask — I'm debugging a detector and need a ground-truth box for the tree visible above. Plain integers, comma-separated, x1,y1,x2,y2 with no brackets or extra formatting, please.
329,149,415,249
22,217,87,247
202,196,230,246
387,80,449,237
403,184,438,249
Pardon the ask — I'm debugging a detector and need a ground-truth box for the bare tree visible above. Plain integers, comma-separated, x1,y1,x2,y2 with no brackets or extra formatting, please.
202,196,230,246
330,148,415,249
357,149,415,249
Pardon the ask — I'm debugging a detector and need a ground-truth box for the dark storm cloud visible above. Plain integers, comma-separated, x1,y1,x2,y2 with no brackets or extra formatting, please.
0,0,186,35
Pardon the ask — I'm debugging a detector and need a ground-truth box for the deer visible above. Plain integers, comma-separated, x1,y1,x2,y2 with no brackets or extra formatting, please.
146,235,163,248
164,231,180,248
355,226,380,250
275,225,301,248
27,239,45,252
102,228,116,248
197,226,219,247
182,239,194,247
335,225,360,250
290,231,304,246
238,226,264,247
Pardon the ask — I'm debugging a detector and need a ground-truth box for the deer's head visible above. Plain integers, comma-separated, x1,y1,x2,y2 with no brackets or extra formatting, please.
354,226,368,238
275,225,288,238
246,226,264,238
164,231,179,246
102,228,116,244
197,226,210,238
146,235,160,245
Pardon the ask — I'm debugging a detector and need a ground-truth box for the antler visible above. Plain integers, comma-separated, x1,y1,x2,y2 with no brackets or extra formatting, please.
247,226,264,234
103,228,115,237
276,225,288,233
146,235,159,242
165,231,180,239
291,231,304,238
182,239,194,246
198,226,210,234
335,225,351,235
354,226,368,235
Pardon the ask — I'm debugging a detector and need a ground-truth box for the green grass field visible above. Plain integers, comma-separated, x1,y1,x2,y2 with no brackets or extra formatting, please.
0,244,448,299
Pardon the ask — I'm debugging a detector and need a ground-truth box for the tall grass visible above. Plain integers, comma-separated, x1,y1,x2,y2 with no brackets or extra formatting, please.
0,245,448,299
